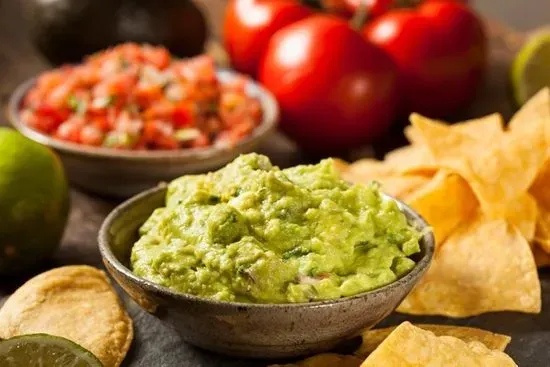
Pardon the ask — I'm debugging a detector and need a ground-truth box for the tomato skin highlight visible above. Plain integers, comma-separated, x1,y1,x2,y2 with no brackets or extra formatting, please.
223,0,313,77
258,15,399,153
363,0,486,117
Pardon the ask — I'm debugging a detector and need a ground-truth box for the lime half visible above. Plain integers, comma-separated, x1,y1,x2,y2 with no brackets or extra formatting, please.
0,334,103,367
511,30,550,106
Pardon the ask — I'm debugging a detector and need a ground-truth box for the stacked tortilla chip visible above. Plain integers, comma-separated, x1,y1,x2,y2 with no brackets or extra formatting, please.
271,322,517,367
337,88,550,317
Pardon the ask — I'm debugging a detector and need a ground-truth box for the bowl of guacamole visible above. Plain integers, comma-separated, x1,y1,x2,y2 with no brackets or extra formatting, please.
99,153,434,358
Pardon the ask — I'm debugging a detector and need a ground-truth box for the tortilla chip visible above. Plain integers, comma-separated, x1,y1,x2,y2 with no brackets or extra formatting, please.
0,265,133,367
397,216,541,317
533,243,550,268
340,159,431,200
534,204,550,253
376,175,433,200
485,193,538,242
270,353,362,367
339,159,394,182
383,145,437,175
331,158,351,175
509,87,550,145
530,158,550,209
405,113,504,145
357,324,511,357
410,113,546,211
360,322,517,367
406,171,478,246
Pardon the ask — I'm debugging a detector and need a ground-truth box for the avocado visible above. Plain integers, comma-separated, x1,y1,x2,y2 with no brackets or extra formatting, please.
22,0,208,65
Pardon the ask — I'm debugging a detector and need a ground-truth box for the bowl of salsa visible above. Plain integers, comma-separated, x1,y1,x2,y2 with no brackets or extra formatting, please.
8,43,278,197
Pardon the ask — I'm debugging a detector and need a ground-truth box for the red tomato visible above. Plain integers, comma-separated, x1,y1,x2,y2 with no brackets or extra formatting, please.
56,117,85,143
173,104,194,128
223,0,312,77
363,0,485,117
259,15,399,152
80,125,105,146
141,45,171,69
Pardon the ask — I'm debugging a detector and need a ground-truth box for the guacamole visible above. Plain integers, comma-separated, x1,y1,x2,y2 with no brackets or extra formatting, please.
131,154,422,303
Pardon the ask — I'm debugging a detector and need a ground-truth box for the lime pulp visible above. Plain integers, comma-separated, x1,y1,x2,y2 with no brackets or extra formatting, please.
0,334,103,367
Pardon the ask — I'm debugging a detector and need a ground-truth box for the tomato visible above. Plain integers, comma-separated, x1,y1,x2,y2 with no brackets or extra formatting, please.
141,45,171,69
363,0,486,117
55,116,85,143
259,15,399,152
223,0,313,77
80,125,105,146
173,104,194,128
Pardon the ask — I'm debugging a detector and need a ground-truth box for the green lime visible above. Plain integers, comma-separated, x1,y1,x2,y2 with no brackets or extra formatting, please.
0,128,70,274
511,30,550,106
0,334,103,366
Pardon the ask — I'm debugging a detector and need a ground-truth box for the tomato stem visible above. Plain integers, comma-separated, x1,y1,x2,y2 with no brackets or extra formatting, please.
300,0,323,9
350,0,370,30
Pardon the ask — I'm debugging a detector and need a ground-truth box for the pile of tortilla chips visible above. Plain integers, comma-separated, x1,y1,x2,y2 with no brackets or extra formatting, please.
337,88,550,317
272,322,517,367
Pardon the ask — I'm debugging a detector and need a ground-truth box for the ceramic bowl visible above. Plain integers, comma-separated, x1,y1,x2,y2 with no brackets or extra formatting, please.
98,185,434,359
8,71,278,198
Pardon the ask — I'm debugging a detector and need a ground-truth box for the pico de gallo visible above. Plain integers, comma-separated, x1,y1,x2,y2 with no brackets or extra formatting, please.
20,43,263,150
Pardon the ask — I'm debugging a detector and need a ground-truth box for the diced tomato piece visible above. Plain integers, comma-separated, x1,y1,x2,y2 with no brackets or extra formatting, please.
143,100,174,120
90,116,109,132
115,111,143,136
118,43,144,63
155,134,179,149
74,67,100,86
47,81,76,108
55,117,85,143
93,72,137,101
191,132,210,148
134,83,163,107
80,125,105,146
35,103,70,124
23,89,46,108
21,109,59,133
232,119,255,138
141,119,179,149
172,104,194,128
142,45,170,70
36,70,65,91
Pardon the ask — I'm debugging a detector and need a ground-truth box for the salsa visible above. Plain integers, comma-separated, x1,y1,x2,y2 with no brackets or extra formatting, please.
130,154,422,303
20,43,263,150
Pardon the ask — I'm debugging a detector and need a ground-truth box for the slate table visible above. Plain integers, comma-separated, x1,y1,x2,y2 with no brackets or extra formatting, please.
0,1,549,366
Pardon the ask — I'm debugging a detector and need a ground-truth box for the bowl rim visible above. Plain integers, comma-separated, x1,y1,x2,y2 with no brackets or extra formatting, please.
98,184,435,310
7,69,278,161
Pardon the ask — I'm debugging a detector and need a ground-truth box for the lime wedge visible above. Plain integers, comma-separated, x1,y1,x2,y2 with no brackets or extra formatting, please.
511,30,550,106
0,334,103,367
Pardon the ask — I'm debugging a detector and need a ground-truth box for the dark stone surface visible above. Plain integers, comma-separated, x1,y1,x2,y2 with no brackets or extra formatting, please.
1,0,549,366
118,271,550,366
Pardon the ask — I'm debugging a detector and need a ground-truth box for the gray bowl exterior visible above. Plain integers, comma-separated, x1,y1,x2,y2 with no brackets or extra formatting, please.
98,186,434,359
8,71,278,198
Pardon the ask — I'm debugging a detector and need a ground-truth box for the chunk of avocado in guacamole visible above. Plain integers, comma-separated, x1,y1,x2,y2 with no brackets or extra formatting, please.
131,154,422,303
